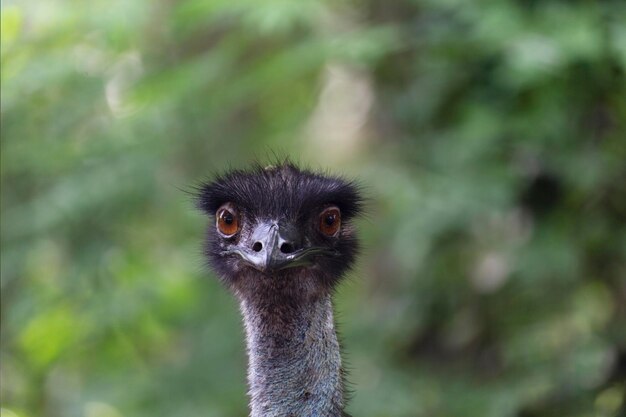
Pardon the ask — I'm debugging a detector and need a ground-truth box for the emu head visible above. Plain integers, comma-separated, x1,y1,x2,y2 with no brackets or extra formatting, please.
196,163,362,298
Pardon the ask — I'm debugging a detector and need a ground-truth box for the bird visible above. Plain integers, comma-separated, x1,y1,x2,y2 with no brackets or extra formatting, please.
196,161,363,417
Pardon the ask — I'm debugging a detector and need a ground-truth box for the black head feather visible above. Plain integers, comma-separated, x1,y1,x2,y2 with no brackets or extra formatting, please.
196,162,363,296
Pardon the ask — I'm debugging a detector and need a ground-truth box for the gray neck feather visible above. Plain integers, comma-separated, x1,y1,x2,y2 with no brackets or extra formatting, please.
238,282,345,417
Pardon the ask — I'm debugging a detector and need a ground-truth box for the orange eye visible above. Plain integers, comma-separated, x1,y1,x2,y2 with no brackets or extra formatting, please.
319,206,341,237
216,204,240,236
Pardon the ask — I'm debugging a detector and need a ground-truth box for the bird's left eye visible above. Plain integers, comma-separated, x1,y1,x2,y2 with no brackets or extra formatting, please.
319,206,341,237
216,203,240,236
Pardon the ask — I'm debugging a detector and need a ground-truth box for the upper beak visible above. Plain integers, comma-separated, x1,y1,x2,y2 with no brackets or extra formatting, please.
223,221,336,273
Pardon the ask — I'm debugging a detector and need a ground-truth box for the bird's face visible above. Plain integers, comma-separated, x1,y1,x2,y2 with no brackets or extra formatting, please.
197,163,362,294
214,202,344,273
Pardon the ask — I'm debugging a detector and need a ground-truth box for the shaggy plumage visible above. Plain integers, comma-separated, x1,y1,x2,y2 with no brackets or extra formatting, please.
196,162,362,417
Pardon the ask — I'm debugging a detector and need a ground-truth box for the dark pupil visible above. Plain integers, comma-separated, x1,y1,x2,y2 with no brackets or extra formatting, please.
222,212,233,224
325,214,336,226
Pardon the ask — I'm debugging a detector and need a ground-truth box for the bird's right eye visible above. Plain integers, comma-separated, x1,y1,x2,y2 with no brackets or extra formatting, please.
216,204,240,236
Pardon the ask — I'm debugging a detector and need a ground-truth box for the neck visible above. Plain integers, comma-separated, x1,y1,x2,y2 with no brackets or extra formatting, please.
237,278,345,417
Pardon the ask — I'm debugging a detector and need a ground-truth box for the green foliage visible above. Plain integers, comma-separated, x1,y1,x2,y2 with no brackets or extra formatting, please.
2,0,625,416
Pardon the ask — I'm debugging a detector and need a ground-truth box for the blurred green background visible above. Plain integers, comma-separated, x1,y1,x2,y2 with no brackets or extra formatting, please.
2,0,626,416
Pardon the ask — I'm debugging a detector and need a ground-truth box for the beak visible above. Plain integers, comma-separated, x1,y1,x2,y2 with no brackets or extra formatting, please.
223,221,336,273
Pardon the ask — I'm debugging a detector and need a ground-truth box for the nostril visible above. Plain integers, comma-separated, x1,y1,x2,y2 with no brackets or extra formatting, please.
252,242,263,252
280,243,295,254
